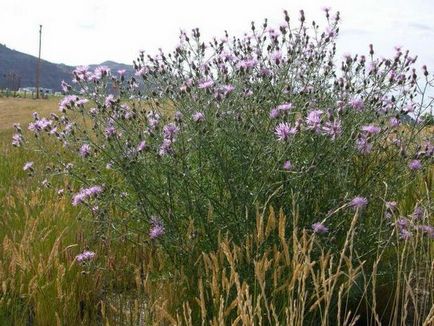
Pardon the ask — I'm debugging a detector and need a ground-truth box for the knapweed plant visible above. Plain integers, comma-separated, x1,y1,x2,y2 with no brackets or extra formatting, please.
15,9,433,271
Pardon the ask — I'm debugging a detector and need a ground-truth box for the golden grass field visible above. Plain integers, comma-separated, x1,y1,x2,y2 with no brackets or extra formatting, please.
0,97,60,131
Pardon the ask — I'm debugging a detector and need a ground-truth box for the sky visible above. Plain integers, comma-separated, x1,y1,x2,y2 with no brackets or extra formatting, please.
1,0,434,70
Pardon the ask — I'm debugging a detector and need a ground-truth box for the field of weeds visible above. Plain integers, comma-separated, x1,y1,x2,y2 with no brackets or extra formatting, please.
1,8,434,325
1,100,433,325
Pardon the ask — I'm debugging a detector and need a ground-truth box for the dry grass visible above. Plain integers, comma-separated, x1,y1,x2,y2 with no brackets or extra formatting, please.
148,208,434,325
0,97,59,131
1,191,433,325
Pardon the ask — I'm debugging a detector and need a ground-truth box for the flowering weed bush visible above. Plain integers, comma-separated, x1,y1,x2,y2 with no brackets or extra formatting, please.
15,9,433,267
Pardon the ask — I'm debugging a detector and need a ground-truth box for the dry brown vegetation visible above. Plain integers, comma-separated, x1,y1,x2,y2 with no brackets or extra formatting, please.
0,97,59,131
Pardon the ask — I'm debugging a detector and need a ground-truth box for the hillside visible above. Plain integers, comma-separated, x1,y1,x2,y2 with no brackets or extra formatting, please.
89,61,133,74
0,44,134,91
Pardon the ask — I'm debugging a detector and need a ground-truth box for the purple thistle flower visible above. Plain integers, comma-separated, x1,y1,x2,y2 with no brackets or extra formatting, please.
150,224,165,240
105,126,117,139
321,6,331,13
79,144,91,158
306,110,323,132
75,98,88,107
389,117,400,128
192,112,205,122
62,123,74,137
361,124,381,135
147,111,161,131
72,185,103,206
312,222,329,234
399,229,412,240
137,140,147,153
267,28,280,38
59,95,78,111
162,123,179,140
283,160,292,171
348,98,364,111
61,80,71,93
72,65,92,82
325,26,336,37
416,225,434,238
220,51,235,62
198,79,214,89
269,108,280,119
49,127,58,136
237,58,257,69
408,159,422,171
23,162,34,171
94,66,110,79
12,133,24,147
277,103,293,111
76,250,96,263
117,69,126,76
213,89,224,101
322,119,342,140
260,67,272,77
367,62,378,75
417,140,433,158
405,102,415,113
350,196,368,209
85,186,103,196
159,139,173,156
275,122,297,141
385,201,398,212
222,84,235,95
122,104,133,120
356,136,372,154
28,118,52,134
149,217,165,239
396,217,409,230
135,66,149,77
271,50,283,64
105,94,115,108
411,206,424,220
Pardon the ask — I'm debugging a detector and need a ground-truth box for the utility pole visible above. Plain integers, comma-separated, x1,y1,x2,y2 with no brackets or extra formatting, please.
36,25,42,99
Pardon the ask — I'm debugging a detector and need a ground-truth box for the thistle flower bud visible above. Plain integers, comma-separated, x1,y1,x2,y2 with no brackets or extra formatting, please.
283,10,289,23
322,6,331,19
299,10,305,23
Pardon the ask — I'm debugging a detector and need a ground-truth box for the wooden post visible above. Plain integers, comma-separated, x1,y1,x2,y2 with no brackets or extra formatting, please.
36,25,42,99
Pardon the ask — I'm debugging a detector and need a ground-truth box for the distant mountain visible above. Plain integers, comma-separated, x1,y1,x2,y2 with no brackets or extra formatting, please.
0,44,134,91
89,61,134,75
